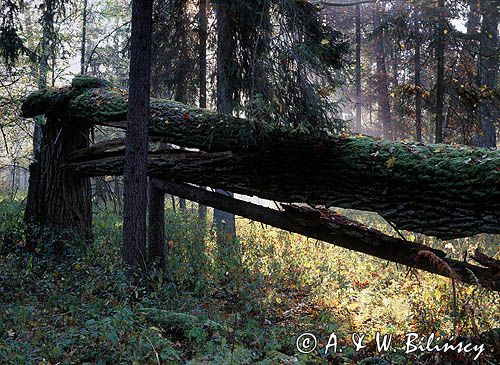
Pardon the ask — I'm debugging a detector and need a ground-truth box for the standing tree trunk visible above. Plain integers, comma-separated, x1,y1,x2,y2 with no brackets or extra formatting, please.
123,0,153,271
26,0,54,211
24,0,92,239
391,46,403,140
373,9,392,140
465,0,480,144
24,116,92,240
354,4,362,133
476,0,498,147
434,0,446,143
148,184,166,268
213,0,236,245
175,82,188,212
198,0,208,221
35,0,53,150
80,0,87,75
414,11,422,143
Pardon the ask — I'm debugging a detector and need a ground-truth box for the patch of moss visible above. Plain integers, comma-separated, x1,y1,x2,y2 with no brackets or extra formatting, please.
71,75,112,90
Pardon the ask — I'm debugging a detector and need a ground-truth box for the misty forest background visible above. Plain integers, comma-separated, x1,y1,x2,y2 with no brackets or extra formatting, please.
0,0,499,364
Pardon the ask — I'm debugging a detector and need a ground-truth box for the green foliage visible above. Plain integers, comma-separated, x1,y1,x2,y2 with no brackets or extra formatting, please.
0,199,24,247
0,0,25,66
0,200,498,364
238,0,350,134
0,25,24,66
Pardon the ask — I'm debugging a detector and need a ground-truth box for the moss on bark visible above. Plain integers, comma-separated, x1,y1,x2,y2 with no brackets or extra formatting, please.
22,77,500,239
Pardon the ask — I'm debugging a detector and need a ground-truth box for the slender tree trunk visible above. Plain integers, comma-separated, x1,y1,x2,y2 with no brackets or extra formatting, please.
465,0,480,143
175,79,188,212
80,0,87,75
354,4,362,132
434,0,446,143
373,10,392,140
114,177,122,213
34,0,53,153
476,0,498,147
123,0,153,271
198,0,208,221
213,0,236,244
414,13,422,143
391,46,402,140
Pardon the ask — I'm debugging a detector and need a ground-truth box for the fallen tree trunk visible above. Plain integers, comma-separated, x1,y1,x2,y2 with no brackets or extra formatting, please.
149,179,500,291
65,147,500,240
22,77,500,239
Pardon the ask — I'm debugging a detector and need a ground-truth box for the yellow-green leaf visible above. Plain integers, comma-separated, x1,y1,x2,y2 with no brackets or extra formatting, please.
386,156,397,169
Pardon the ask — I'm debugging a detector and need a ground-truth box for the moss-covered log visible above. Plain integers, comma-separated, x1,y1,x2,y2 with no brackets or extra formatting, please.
22,77,500,239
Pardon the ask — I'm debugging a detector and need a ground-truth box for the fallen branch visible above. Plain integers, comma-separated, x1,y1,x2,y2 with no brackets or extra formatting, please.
150,178,500,292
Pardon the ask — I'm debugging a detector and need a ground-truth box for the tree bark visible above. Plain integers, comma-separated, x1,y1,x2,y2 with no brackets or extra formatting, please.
373,9,392,140
65,137,500,240
197,0,208,221
80,0,88,75
354,4,362,132
434,0,446,143
148,183,166,268
214,0,237,244
150,179,500,292
26,0,54,224
414,12,422,143
24,117,92,240
22,78,500,239
122,0,153,271
476,0,498,147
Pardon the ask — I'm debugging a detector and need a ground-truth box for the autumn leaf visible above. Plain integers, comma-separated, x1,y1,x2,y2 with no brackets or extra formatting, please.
386,156,397,169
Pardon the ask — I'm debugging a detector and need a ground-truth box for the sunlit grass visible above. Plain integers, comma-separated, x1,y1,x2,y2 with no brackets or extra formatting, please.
1,197,498,364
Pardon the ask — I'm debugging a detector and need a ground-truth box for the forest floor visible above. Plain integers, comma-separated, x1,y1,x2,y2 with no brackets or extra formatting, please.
0,198,499,364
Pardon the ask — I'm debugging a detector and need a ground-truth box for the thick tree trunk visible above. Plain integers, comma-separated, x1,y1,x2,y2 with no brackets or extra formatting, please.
24,117,92,239
175,71,188,213
465,0,481,144
122,0,153,271
23,78,500,239
148,183,166,268
150,179,500,292
26,0,54,222
65,137,500,240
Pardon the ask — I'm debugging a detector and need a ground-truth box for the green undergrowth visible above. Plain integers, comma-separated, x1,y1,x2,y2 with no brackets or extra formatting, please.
0,199,499,364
